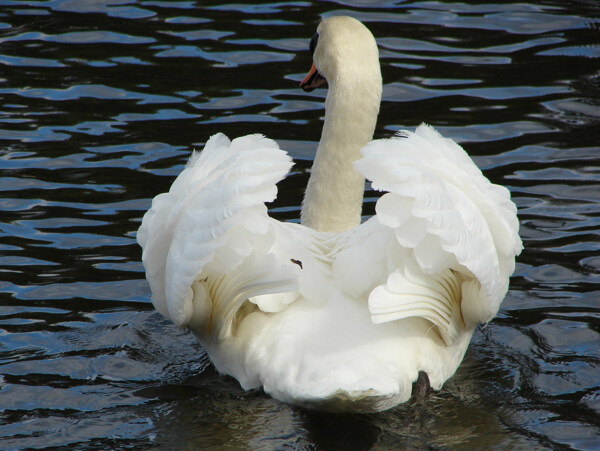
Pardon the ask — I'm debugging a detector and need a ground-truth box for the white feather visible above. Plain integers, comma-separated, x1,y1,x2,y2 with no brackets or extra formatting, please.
137,16,522,413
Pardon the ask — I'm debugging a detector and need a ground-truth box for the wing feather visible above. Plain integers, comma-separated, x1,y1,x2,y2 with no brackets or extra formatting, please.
348,124,522,341
137,133,302,334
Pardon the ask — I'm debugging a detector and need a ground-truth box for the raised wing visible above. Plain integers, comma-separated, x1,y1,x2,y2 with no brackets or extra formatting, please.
343,124,522,344
137,134,307,338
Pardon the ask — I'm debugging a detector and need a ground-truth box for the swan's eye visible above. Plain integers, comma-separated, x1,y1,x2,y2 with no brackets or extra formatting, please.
309,33,318,55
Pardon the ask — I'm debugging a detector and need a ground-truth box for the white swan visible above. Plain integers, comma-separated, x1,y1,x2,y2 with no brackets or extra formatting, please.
137,16,522,412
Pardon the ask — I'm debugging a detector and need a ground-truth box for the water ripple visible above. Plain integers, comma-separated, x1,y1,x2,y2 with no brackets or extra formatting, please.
0,1,599,449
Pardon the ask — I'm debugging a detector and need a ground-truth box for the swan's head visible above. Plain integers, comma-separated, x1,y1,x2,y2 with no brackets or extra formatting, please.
300,16,380,92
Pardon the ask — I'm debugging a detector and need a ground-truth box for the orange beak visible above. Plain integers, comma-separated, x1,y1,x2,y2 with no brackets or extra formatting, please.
300,63,327,92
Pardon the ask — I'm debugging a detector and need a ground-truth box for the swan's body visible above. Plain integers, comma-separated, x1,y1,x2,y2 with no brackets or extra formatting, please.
138,16,522,412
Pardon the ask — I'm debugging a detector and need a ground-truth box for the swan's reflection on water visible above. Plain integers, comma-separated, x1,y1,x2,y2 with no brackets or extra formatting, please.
135,342,531,449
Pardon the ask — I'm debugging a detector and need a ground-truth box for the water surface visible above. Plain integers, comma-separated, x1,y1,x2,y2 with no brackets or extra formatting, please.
1,1,600,449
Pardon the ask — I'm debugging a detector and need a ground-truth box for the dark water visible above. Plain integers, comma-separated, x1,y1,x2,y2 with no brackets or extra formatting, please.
1,0,599,449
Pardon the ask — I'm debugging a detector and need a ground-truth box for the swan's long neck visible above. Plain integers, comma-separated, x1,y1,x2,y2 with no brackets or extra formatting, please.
301,72,382,233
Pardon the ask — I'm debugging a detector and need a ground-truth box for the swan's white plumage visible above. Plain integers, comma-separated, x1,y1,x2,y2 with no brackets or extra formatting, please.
138,133,302,333
137,16,522,412
354,124,521,328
